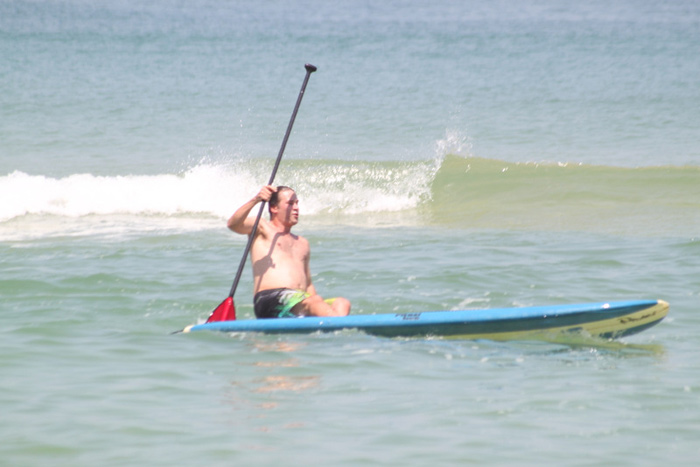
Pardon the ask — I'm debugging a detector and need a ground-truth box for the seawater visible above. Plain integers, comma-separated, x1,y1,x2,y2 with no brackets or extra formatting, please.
1,0,699,465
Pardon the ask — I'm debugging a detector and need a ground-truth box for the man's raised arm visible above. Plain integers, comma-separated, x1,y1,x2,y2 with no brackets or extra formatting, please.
227,185,276,234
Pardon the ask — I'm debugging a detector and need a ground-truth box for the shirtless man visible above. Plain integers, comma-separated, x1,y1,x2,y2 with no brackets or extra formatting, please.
227,185,351,318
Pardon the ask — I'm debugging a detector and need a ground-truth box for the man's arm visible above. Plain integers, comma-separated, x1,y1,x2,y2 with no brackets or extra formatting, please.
227,185,275,235
303,243,318,296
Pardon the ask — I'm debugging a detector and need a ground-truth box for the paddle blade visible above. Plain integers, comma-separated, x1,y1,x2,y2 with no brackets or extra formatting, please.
206,297,236,322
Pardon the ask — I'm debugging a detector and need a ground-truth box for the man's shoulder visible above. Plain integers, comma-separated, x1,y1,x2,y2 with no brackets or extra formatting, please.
289,232,310,251
253,218,274,236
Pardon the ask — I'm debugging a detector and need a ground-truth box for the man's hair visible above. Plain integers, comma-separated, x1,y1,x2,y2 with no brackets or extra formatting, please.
268,186,295,213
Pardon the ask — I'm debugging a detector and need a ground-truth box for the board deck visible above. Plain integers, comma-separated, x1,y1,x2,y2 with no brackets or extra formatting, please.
181,299,669,341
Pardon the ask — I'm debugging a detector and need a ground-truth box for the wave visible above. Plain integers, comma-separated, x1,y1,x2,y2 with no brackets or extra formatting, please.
2,149,698,238
0,156,438,239
428,155,700,235
0,158,436,221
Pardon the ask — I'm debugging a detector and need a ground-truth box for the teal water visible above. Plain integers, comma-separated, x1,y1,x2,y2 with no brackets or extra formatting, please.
2,0,699,465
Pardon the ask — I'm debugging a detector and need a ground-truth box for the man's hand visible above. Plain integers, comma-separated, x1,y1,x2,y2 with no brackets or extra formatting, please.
256,185,276,203
228,185,276,234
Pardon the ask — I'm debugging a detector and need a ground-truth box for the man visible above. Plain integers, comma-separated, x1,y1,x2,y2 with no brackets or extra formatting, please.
227,185,351,318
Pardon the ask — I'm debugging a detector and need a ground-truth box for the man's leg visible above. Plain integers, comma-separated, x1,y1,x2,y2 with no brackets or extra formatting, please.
300,294,350,317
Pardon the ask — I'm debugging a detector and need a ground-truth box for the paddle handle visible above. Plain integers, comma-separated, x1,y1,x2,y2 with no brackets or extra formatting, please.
267,63,317,186
227,63,317,299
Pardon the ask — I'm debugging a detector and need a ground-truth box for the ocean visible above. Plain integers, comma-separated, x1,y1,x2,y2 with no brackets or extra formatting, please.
1,0,699,464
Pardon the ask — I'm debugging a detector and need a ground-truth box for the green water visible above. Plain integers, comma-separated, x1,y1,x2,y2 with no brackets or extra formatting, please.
2,227,698,465
429,156,700,235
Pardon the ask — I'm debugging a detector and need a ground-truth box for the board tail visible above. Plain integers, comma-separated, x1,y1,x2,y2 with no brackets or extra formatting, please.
206,297,236,322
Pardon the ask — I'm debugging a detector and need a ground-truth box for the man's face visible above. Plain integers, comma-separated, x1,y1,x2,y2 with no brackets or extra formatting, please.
272,189,299,225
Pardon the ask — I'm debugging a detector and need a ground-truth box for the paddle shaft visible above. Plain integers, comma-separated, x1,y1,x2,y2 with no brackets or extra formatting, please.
227,63,317,299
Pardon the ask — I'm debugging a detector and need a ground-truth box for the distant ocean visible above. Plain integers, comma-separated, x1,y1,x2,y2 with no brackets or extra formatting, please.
2,1,699,465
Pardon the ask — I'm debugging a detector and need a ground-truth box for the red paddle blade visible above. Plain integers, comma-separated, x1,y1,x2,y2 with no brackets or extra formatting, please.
206,297,236,322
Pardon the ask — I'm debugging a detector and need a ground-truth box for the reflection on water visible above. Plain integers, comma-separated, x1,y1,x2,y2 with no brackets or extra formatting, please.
252,341,305,353
223,338,321,437
254,375,320,393
248,341,320,393
537,334,667,357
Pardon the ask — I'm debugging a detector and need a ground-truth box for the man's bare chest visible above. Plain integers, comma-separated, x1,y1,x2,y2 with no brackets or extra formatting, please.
274,236,304,257
254,233,307,263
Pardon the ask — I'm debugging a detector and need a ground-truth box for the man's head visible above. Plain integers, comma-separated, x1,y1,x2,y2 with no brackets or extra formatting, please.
269,186,294,210
268,186,299,226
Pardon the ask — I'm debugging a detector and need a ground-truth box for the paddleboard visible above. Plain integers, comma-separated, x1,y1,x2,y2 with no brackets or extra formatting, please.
181,299,668,340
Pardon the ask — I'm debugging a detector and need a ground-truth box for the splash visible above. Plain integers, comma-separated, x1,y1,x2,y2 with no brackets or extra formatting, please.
0,165,253,222
3,136,697,239
435,129,474,159
0,155,440,238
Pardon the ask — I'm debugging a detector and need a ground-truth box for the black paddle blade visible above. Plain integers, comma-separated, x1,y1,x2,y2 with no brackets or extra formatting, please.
206,297,237,322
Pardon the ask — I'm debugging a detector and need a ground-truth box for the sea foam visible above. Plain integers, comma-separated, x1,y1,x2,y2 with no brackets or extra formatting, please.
0,155,441,239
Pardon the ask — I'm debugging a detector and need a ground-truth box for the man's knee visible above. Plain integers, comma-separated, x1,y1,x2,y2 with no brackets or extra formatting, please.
333,297,351,315
303,295,350,317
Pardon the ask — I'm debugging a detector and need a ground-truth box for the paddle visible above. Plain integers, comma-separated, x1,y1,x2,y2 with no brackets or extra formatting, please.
204,63,318,323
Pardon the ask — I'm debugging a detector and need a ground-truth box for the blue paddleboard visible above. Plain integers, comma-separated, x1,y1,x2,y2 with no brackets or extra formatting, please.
182,299,668,340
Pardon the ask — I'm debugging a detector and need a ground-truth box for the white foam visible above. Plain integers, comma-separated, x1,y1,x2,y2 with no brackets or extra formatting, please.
0,164,258,222
291,162,435,215
435,129,474,159
0,157,439,239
